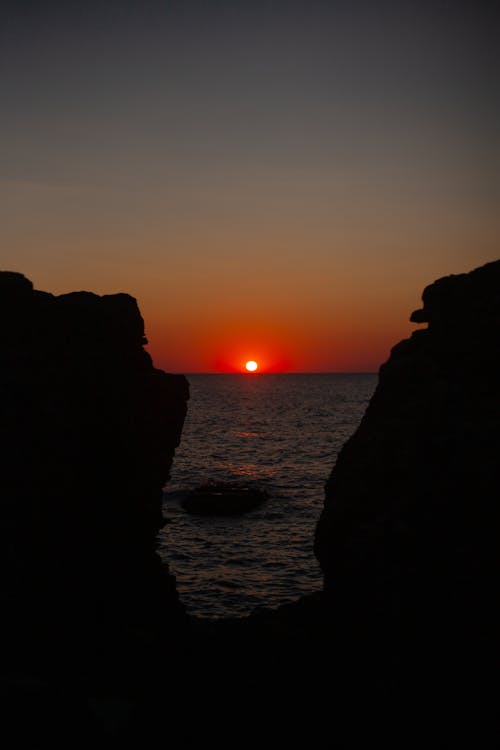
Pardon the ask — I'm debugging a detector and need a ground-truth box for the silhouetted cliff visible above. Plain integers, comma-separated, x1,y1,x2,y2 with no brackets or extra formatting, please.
1,272,189,698
315,260,499,601
313,260,499,742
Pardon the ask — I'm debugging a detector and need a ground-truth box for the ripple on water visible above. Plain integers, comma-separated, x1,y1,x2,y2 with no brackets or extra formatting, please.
159,373,377,618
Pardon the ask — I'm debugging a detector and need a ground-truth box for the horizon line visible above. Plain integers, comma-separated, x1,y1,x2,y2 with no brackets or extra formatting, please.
170,371,379,376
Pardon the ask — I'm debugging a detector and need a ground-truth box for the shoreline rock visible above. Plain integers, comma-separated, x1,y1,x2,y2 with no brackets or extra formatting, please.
180,481,268,515
315,260,500,606
1,272,190,686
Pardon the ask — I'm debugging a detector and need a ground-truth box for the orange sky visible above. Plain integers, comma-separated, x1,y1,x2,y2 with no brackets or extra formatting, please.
1,2,498,372
4,219,494,373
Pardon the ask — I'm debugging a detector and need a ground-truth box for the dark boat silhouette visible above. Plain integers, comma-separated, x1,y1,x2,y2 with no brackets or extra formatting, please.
181,481,268,516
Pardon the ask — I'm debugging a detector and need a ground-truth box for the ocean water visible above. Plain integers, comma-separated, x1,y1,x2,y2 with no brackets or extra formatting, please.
159,373,377,618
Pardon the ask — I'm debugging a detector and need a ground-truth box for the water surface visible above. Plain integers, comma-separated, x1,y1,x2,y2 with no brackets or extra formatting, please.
159,373,377,618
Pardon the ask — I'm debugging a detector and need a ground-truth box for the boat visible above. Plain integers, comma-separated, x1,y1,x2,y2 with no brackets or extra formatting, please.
180,482,268,516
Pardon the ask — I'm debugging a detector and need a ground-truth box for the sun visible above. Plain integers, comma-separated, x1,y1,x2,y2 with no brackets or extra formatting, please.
245,360,258,372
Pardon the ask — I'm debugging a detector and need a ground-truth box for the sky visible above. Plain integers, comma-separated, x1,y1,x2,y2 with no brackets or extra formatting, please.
1,0,499,372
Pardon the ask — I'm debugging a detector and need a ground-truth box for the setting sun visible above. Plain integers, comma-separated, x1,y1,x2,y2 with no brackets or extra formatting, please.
245,360,258,372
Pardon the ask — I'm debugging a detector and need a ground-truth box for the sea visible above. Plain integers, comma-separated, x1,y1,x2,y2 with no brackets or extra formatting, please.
159,373,377,619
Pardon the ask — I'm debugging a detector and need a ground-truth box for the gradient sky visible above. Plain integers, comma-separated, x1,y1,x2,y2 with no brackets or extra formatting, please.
1,0,499,372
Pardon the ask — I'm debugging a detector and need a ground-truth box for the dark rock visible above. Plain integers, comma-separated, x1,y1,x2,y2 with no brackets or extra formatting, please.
315,259,500,596
180,481,268,515
313,260,500,742
0,272,189,687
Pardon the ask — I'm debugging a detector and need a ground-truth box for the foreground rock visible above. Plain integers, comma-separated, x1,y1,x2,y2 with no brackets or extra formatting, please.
313,259,499,743
1,272,189,740
316,260,499,599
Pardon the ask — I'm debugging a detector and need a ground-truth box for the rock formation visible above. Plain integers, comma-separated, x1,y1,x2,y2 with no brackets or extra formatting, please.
314,260,499,743
1,272,189,706
315,260,499,600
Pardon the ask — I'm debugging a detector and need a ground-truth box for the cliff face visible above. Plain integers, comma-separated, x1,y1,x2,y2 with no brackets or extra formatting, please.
1,272,189,677
315,261,500,623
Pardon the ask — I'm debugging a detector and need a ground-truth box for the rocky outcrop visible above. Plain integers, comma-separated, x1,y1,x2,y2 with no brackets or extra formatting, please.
315,261,499,669
1,272,189,689
310,261,500,744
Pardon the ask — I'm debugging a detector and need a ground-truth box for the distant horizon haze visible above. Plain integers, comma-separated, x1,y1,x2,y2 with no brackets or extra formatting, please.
180,370,379,376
